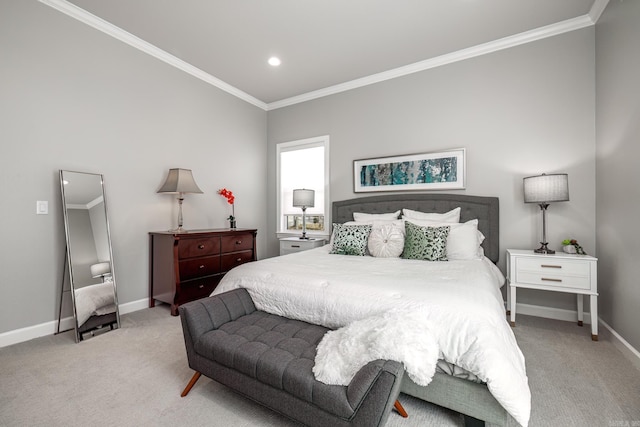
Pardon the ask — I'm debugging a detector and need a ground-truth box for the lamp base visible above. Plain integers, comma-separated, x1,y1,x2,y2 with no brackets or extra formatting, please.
534,242,555,254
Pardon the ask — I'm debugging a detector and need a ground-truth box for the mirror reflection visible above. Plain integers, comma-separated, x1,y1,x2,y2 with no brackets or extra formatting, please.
60,170,120,342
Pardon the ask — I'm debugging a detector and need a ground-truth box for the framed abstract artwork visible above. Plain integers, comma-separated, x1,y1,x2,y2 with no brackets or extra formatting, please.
353,148,465,192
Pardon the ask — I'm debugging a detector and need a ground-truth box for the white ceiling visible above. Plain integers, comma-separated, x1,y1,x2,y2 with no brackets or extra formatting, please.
48,0,604,109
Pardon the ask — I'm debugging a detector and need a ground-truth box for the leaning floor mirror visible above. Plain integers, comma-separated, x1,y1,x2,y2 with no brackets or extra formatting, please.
60,170,120,342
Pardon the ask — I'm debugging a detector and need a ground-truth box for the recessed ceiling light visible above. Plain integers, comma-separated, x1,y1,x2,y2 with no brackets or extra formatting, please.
268,57,281,67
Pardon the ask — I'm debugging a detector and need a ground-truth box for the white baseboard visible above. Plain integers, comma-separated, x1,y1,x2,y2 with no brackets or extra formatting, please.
118,298,149,315
0,298,149,348
514,302,640,368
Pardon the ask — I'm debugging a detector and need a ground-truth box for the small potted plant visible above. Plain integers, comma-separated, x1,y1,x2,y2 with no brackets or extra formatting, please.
562,239,586,255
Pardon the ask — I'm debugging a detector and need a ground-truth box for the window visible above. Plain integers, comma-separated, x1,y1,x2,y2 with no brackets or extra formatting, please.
277,135,330,237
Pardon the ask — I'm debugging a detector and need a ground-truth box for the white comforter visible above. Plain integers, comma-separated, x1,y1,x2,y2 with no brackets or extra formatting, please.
213,245,530,426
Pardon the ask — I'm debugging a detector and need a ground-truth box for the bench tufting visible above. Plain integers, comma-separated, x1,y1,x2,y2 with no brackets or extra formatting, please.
179,288,406,426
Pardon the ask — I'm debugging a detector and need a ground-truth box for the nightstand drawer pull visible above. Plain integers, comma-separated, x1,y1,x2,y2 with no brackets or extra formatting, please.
541,264,562,269
541,277,562,282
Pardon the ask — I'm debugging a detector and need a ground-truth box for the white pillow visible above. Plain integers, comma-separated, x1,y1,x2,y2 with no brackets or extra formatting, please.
402,207,461,223
367,223,405,258
404,218,482,260
353,210,401,221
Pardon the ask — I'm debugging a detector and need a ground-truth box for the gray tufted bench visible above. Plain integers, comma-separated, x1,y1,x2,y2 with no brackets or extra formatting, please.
179,288,407,426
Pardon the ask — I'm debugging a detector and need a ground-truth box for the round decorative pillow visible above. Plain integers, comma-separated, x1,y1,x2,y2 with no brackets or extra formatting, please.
368,224,405,258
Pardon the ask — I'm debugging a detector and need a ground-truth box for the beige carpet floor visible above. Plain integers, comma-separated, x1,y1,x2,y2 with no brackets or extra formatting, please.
1,305,639,427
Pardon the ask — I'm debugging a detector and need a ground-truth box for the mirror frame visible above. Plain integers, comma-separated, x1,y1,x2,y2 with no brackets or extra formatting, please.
60,170,120,342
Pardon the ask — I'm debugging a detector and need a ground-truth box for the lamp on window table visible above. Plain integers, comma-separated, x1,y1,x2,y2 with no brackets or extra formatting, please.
523,173,569,254
157,168,203,232
292,189,315,240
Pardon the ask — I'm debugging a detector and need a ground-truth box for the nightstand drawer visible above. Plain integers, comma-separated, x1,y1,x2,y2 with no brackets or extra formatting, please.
279,238,326,255
280,240,308,251
515,257,590,276
515,271,591,290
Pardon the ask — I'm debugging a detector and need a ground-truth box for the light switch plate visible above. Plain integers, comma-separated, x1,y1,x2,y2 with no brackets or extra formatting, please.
37,201,48,215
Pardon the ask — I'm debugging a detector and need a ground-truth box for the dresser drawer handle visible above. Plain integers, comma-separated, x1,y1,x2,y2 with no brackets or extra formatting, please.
541,277,562,282
199,284,204,289
236,257,242,262
199,265,205,269
541,264,561,269
198,244,205,249
236,240,242,245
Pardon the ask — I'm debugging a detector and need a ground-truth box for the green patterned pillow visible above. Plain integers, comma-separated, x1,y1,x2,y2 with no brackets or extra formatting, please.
330,223,372,256
402,221,450,261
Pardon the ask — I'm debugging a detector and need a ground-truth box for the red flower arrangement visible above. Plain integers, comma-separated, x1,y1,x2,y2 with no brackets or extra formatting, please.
218,188,235,222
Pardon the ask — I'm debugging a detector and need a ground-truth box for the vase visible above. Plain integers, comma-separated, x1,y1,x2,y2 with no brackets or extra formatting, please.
229,219,237,229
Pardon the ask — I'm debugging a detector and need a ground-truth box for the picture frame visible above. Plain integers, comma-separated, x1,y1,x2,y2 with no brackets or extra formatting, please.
353,148,465,193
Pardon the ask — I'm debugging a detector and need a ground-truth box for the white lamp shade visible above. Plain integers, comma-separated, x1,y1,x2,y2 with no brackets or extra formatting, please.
90,262,111,278
292,189,315,208
157,168,203,194
523,173,569,203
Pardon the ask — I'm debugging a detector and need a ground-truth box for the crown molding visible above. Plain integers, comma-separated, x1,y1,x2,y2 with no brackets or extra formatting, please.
39,0,268,111
267,14,594,110
588,0,610,23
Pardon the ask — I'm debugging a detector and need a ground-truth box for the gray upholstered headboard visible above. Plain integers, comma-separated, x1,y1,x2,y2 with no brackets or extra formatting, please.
332,193,499,263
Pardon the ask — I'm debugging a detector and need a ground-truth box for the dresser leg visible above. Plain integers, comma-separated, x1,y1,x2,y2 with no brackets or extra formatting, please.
171,304,179,316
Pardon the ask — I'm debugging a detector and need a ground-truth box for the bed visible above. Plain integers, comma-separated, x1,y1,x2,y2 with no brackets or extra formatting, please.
213,193,529,427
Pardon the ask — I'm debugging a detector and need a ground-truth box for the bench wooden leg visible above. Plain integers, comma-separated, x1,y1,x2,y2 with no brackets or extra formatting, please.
394,399,408,418
181,371,202,397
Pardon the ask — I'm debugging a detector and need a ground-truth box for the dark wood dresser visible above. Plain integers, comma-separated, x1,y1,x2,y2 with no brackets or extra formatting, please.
149,228,257,315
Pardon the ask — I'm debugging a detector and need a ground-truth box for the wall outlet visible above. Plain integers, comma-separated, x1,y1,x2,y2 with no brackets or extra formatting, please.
36,201,48,215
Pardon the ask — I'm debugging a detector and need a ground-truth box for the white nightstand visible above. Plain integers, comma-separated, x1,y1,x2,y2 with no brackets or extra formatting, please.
279,237,326,256
506,249,599,341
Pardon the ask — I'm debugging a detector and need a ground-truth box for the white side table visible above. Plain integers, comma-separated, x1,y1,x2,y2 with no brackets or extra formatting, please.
279,237,326,256
506,249,599,341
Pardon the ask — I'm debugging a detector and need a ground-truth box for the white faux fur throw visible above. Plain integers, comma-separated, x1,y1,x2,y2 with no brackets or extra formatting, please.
313,306,439,387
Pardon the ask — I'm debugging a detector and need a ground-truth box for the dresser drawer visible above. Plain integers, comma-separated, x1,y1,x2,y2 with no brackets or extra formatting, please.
178,237,220,259
221,251,254,271
177,277,220,304
179,256,221,281
221,233,254,253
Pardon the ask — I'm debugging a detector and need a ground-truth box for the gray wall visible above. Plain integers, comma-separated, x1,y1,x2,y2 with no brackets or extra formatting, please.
0,0,267,334
268,28,597,312
596,0,640,351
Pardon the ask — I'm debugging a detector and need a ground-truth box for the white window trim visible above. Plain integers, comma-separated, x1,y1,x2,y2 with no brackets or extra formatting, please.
276,135,330,240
